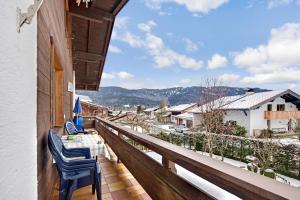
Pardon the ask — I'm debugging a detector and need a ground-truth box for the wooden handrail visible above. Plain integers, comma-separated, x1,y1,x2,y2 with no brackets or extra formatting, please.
94,117,300,200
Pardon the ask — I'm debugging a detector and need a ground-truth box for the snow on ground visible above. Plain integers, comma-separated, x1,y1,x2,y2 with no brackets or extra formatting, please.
274,138,300,146
146,151,241,200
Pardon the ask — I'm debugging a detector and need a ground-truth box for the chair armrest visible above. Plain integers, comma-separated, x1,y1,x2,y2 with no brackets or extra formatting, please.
62,146,91,159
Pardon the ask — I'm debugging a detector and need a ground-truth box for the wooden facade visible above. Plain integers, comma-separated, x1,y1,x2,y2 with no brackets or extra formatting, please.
37,1,73,199
37,1,128,199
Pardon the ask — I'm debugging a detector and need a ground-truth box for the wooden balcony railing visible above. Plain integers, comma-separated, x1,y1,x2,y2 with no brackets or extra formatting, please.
89,117,300,200
264,111,300,120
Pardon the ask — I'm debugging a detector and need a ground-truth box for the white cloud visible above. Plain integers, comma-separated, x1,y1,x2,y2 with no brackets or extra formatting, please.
207,53,228,69
108,45,122,53
121,32,144,48
116,71,134,79
102,72,115,80
115,16,130,29
138,20,157,32
183,38,199,52
180,78,192,84
233,22,300,84
267,0,295,8
102,71,134,80
114,20,203,70
218,73,240,85
144,0,229,14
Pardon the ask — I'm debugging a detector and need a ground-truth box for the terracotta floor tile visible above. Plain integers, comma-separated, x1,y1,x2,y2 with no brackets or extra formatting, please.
110,189,130,200
102,184,110,194
105,175,122,184
108,181,126,192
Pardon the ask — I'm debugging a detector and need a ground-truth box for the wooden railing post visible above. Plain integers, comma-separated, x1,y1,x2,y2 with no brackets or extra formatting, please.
162,156,177,174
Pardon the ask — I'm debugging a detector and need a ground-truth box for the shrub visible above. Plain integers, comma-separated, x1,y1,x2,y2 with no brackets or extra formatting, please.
264,169,276,179
232,125,247,137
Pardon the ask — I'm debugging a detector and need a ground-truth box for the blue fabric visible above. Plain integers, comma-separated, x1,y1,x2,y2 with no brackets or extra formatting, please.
73,97,82,113
73,116,84,131
48,130,101,200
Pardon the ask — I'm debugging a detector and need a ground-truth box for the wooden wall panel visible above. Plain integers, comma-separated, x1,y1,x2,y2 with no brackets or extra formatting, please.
37,0,73,199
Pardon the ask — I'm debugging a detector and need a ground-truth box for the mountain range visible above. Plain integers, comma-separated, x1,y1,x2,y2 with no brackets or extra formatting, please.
76,86,268,108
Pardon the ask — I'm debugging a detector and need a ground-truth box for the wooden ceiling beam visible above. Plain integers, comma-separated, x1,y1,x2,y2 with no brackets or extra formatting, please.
74,51,104,63
69,3,114,23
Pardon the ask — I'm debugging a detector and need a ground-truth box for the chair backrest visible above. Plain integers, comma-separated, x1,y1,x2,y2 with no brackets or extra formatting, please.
48,131,66,174
65,121,78,135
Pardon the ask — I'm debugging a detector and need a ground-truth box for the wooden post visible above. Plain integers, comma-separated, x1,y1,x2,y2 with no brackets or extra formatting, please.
162,157,177,174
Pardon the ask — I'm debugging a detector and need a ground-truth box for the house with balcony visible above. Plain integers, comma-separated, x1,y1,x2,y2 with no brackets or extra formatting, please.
1,1,300,200
192,89,300,137
167,103,198,123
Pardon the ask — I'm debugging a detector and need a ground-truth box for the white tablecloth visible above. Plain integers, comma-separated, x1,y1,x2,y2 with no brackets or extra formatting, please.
61,134,109,158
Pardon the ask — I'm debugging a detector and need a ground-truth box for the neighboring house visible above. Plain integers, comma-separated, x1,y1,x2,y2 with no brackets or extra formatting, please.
167,103,198,123
192,90,300,137
81,101,109,118
144,106,160,119
75,94,93,103
174,112,194,128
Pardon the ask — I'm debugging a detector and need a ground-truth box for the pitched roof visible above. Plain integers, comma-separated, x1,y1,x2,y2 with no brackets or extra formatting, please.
167,103,197,112
223,89,300,110
191,89,300,112
144,106,159,112
174,112,193,121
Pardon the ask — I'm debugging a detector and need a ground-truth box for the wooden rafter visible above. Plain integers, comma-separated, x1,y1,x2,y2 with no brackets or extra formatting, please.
69,3,114,23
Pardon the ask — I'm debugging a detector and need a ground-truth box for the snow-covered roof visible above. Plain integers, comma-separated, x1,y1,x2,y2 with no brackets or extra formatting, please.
174,112,193,121
167,103,197,112
223,90,298,110
191,89,300,112
76,94,92,103
190,95,245,113
144,106,159,112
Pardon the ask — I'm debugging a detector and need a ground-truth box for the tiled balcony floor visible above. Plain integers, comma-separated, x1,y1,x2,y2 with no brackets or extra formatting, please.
51,155,152,200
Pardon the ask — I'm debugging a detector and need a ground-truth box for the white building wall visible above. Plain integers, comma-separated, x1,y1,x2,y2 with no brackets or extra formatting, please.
193,113,202,128
0,1,37,199
249,97,298,136
224,110,250,135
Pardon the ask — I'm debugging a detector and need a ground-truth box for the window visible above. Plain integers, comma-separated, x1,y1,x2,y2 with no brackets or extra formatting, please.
277,104,285,111
51,45,64,127
267,104,272,111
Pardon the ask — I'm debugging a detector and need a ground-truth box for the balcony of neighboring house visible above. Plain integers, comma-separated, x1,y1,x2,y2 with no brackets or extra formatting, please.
264,110,300,120
51,116,300,200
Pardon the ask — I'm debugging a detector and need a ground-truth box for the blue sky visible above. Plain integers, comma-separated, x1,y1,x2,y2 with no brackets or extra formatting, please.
101,0,300,90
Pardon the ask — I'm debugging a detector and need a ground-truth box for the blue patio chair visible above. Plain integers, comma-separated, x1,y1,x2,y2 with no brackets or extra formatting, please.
65,121,88,135
48,130,101,200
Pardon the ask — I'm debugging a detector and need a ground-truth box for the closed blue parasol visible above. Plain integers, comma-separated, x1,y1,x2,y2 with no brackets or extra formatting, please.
73,97,82,113
73,97,84,131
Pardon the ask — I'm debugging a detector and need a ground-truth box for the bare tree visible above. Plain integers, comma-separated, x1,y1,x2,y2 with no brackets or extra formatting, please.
198,78,230,159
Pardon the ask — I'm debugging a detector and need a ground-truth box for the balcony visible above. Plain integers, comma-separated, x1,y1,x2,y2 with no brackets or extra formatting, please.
264,111,300,120
78,116,300,200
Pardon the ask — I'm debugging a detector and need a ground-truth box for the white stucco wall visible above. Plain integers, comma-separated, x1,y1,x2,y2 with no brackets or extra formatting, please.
0,1,37,199
224,110,250,135
193,113,202,128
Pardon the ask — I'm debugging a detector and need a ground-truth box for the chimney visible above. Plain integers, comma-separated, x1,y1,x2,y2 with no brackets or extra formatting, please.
245,88,255,95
